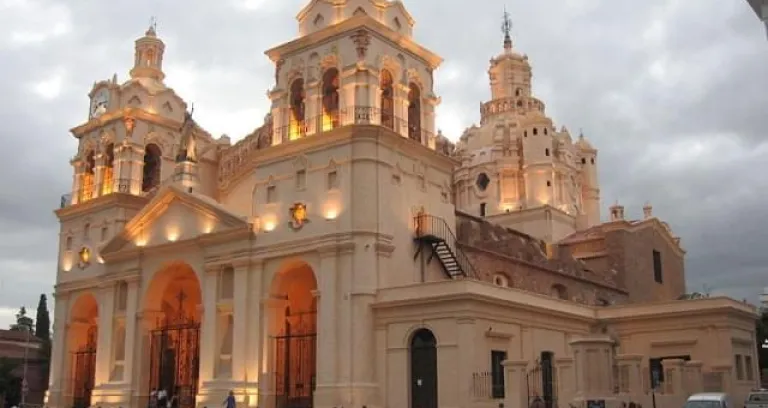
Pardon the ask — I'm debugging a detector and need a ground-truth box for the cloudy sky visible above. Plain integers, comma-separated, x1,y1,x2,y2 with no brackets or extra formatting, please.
0,0,766,329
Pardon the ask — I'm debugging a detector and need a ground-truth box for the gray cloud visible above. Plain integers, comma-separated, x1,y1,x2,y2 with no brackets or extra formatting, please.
0,0,766,327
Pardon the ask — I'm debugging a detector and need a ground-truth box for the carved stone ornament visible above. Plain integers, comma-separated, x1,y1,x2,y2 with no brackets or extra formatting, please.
123,116,136,136
350,29,371,60
78,247,92,269
288,202,310,231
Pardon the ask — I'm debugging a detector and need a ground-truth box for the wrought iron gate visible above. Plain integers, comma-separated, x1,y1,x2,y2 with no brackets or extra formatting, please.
72,326,97,408
527,352,557,408
148,292,200,408
273,309,317,408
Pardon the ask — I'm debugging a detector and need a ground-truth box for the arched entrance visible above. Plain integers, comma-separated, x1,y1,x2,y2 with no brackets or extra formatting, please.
68,293,98,408
269,261,318,408
143,261,202,408
410,328,438,408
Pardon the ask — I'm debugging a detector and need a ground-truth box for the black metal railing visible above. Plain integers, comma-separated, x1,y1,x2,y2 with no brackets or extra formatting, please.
414,214,477,279
272,106,434,146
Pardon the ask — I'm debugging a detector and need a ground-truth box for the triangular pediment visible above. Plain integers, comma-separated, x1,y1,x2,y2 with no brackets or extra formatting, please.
101,184,250,256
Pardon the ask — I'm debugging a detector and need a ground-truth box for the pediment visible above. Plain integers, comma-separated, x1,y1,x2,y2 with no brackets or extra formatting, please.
101,185,250,256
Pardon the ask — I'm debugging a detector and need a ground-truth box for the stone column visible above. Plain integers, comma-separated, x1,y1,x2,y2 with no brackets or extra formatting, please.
614,354,643,395
304,82,320,136
502,360,528,408
569,335,615,400
244,261,263,407
94,284,115,386
94,152,105,198
231,263,249,383
46,292,70,408
121,279,140,385
70,159,84,205
199,266,219,383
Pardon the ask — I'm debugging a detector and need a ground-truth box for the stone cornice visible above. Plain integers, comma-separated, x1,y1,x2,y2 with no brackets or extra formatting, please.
220,126,458,196
265,15,442,69
55,193,148,222
70,107,183,139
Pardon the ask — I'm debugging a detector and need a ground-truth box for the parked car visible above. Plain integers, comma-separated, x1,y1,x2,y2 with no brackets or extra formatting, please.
745,389,768,408
685,393,732,408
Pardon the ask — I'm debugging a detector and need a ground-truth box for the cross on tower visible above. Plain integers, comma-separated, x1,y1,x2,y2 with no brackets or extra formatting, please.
149,16,157,32
501,7,513,49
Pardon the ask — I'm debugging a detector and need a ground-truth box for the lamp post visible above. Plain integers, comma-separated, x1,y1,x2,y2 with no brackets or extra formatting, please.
21,327,30,408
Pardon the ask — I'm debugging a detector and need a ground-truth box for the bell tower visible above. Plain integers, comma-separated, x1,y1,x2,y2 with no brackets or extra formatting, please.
129,19,165,81
264,0,442,147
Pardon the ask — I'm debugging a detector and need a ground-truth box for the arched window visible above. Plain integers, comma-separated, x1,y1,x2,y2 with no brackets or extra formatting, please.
380,69,394,130
289,78,306,140
102,143,115,195
142,143,162,192
407,83,422,142
80,150,96,202
321,69,340,131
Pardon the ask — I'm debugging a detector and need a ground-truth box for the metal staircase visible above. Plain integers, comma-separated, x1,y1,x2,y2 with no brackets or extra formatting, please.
413,214,476,279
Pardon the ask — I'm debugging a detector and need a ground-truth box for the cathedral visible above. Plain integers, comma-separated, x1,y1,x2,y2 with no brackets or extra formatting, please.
49,2,759,408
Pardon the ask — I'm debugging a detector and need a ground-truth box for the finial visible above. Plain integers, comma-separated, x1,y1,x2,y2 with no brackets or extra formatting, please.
501,7,513,50
146,16,157,36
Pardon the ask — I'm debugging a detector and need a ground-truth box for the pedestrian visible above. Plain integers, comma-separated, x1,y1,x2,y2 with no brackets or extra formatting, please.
223,390,236,408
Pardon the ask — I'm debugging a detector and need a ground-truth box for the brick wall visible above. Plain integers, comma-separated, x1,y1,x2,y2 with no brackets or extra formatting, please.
455,211,628,305
603,225,686,302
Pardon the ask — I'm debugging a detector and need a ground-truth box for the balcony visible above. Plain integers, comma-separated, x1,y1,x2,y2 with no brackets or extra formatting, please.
273,105,434,145
59,178,133,209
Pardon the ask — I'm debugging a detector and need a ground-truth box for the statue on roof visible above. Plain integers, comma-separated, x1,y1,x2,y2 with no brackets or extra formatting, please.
176,104,198,163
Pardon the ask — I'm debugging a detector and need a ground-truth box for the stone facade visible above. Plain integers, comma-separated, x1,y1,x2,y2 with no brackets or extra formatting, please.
46,3,757,408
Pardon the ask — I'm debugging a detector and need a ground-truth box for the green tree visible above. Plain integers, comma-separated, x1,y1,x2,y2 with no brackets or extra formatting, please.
9,307,34,334
35,294,52,393
35,295,50,341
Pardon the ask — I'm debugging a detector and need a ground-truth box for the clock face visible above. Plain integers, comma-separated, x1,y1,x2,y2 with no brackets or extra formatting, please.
90,88,109,118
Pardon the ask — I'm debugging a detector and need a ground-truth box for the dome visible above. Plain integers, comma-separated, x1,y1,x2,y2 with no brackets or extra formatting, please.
575,133,595,151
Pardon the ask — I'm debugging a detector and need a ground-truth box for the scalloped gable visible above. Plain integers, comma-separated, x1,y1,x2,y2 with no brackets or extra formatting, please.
296,0,414,28
100,184,250,256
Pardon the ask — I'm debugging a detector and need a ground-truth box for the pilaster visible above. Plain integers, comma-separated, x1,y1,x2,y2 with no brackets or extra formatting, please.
94,283,116,386
244,261,264,407
315,252,338,386
121,279,140,384
199,266,219,383
568,335,615,400
502,360,528,408
231,264,249,382
46,292,70,408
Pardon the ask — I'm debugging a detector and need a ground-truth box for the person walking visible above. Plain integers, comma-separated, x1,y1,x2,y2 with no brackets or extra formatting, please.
223,390,236,408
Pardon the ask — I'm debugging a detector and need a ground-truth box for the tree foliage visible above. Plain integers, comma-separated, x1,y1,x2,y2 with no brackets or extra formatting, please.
35,294,50,342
